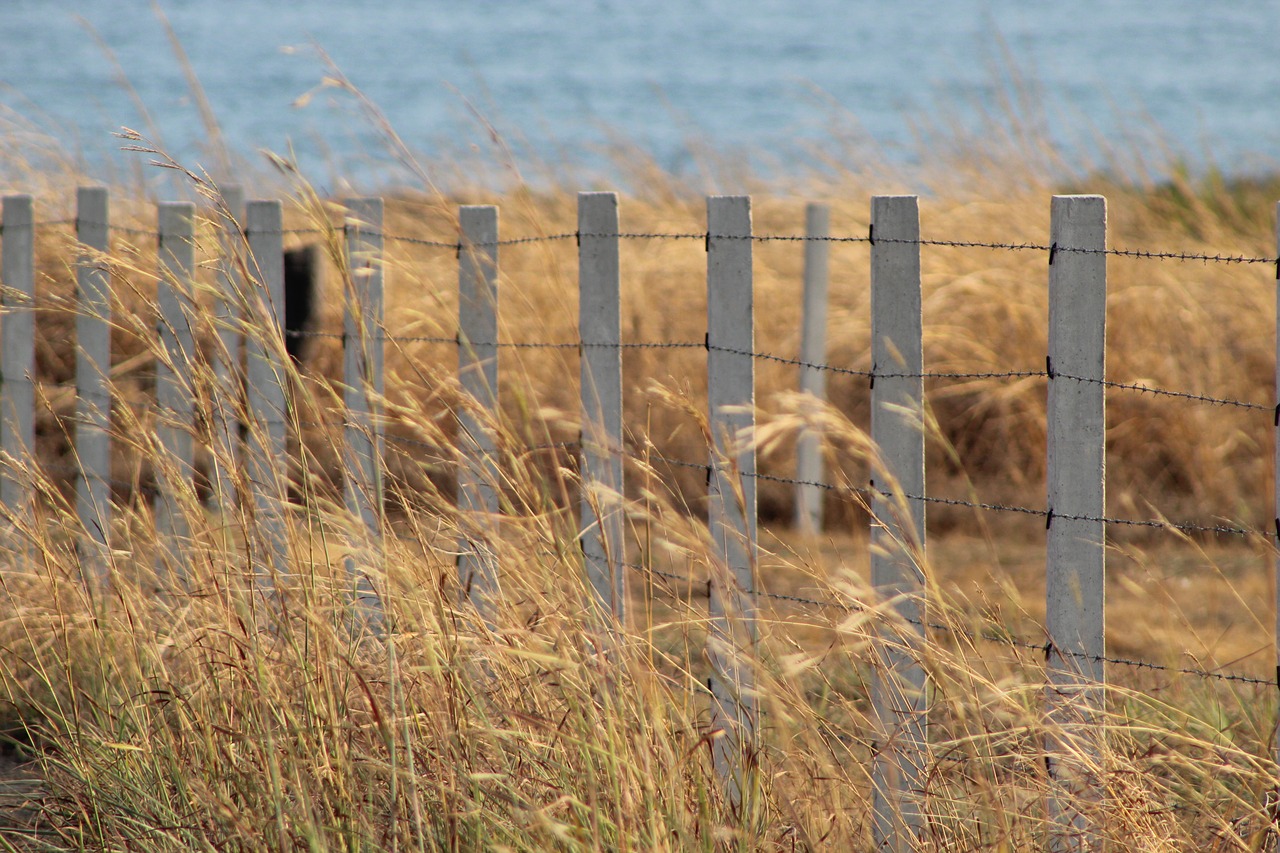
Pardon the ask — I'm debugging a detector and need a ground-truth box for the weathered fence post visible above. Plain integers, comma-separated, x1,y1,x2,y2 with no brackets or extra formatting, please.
578,191,626,624
1045,194,1107,848
457,205,501,624
706,194,759,811
75,187,111,581
155,202,197,581
343,197,385,617
0,195,35,525
795,202,830,535
210,185,245,512
244,200,289,585
869,195,928,850
1274,200,1280,804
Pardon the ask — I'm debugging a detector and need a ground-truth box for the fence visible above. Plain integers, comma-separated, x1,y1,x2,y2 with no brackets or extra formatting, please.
2,186,1279,849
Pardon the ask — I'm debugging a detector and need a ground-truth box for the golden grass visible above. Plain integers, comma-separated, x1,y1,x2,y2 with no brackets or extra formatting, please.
0,97,1279,849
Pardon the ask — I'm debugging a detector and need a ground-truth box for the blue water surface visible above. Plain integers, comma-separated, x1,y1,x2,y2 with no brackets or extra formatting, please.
3,0,1278,192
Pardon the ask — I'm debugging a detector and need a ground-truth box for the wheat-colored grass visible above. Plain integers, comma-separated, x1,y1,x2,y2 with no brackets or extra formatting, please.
1,93,1279,849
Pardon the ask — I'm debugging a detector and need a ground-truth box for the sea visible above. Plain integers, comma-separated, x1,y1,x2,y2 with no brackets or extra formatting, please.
3,0,1280,193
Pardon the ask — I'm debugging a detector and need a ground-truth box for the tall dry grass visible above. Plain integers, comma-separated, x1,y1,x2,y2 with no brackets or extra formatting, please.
0,90,1279,850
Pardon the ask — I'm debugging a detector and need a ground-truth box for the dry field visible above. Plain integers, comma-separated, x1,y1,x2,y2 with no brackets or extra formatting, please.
1,106,1279,849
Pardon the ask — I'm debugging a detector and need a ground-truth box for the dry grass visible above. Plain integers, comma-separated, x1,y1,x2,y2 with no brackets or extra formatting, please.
0,93,1279,850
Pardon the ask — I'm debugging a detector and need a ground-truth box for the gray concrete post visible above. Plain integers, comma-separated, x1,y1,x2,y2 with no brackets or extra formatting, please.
155,201,197,581
1045,194,1107,849
0,195,35,523
706,194,759,811
457,205,501,624
1274,201,1280,803
75,187,111,580
578,191,626,624
869,195,927,850
343,197,385,616
795,202,830,534
245,200,289,585
210,185,245,511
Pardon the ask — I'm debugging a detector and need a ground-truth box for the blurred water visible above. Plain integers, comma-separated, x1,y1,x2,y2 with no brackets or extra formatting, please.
3,0,1278,191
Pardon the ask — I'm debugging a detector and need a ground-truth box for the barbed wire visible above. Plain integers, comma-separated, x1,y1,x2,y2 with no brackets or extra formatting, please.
48,407,1264,538
615,558,1277,687
14,461,1276,690
1053,371,1272,412
22,360,1266,538
241,412,1263,538
704,344,873,378
279,328,1272,414
333,226,1280,266
641,450,1258,538
375,233,457,250
12,461,1274,683
21,219,1280,267
389,231,581,249
213,410,1258,539
876,234,1279,265
385,432,448,454
27,452,1275,692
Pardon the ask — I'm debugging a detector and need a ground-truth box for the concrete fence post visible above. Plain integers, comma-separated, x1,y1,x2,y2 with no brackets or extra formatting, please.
75,187,111,581
343,197,385,618
1274,201,1280,804
706,194,759,811
1045,194,1107,849
210,185,245,512
869,195,928,850
0,195,35,526
457,205,501,624
578,191,626,624
155,201,198,582
795,202,830,535
244,200,289,586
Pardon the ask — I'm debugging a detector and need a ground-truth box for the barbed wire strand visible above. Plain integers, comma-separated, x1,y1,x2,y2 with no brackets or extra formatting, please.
279,327,1272,414
26,360,1264,538
30,452,1273,691
642,450,1257,537
614,559,1276,687
23,219,1279,266
88,405,1247,539
238,414,1261,538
